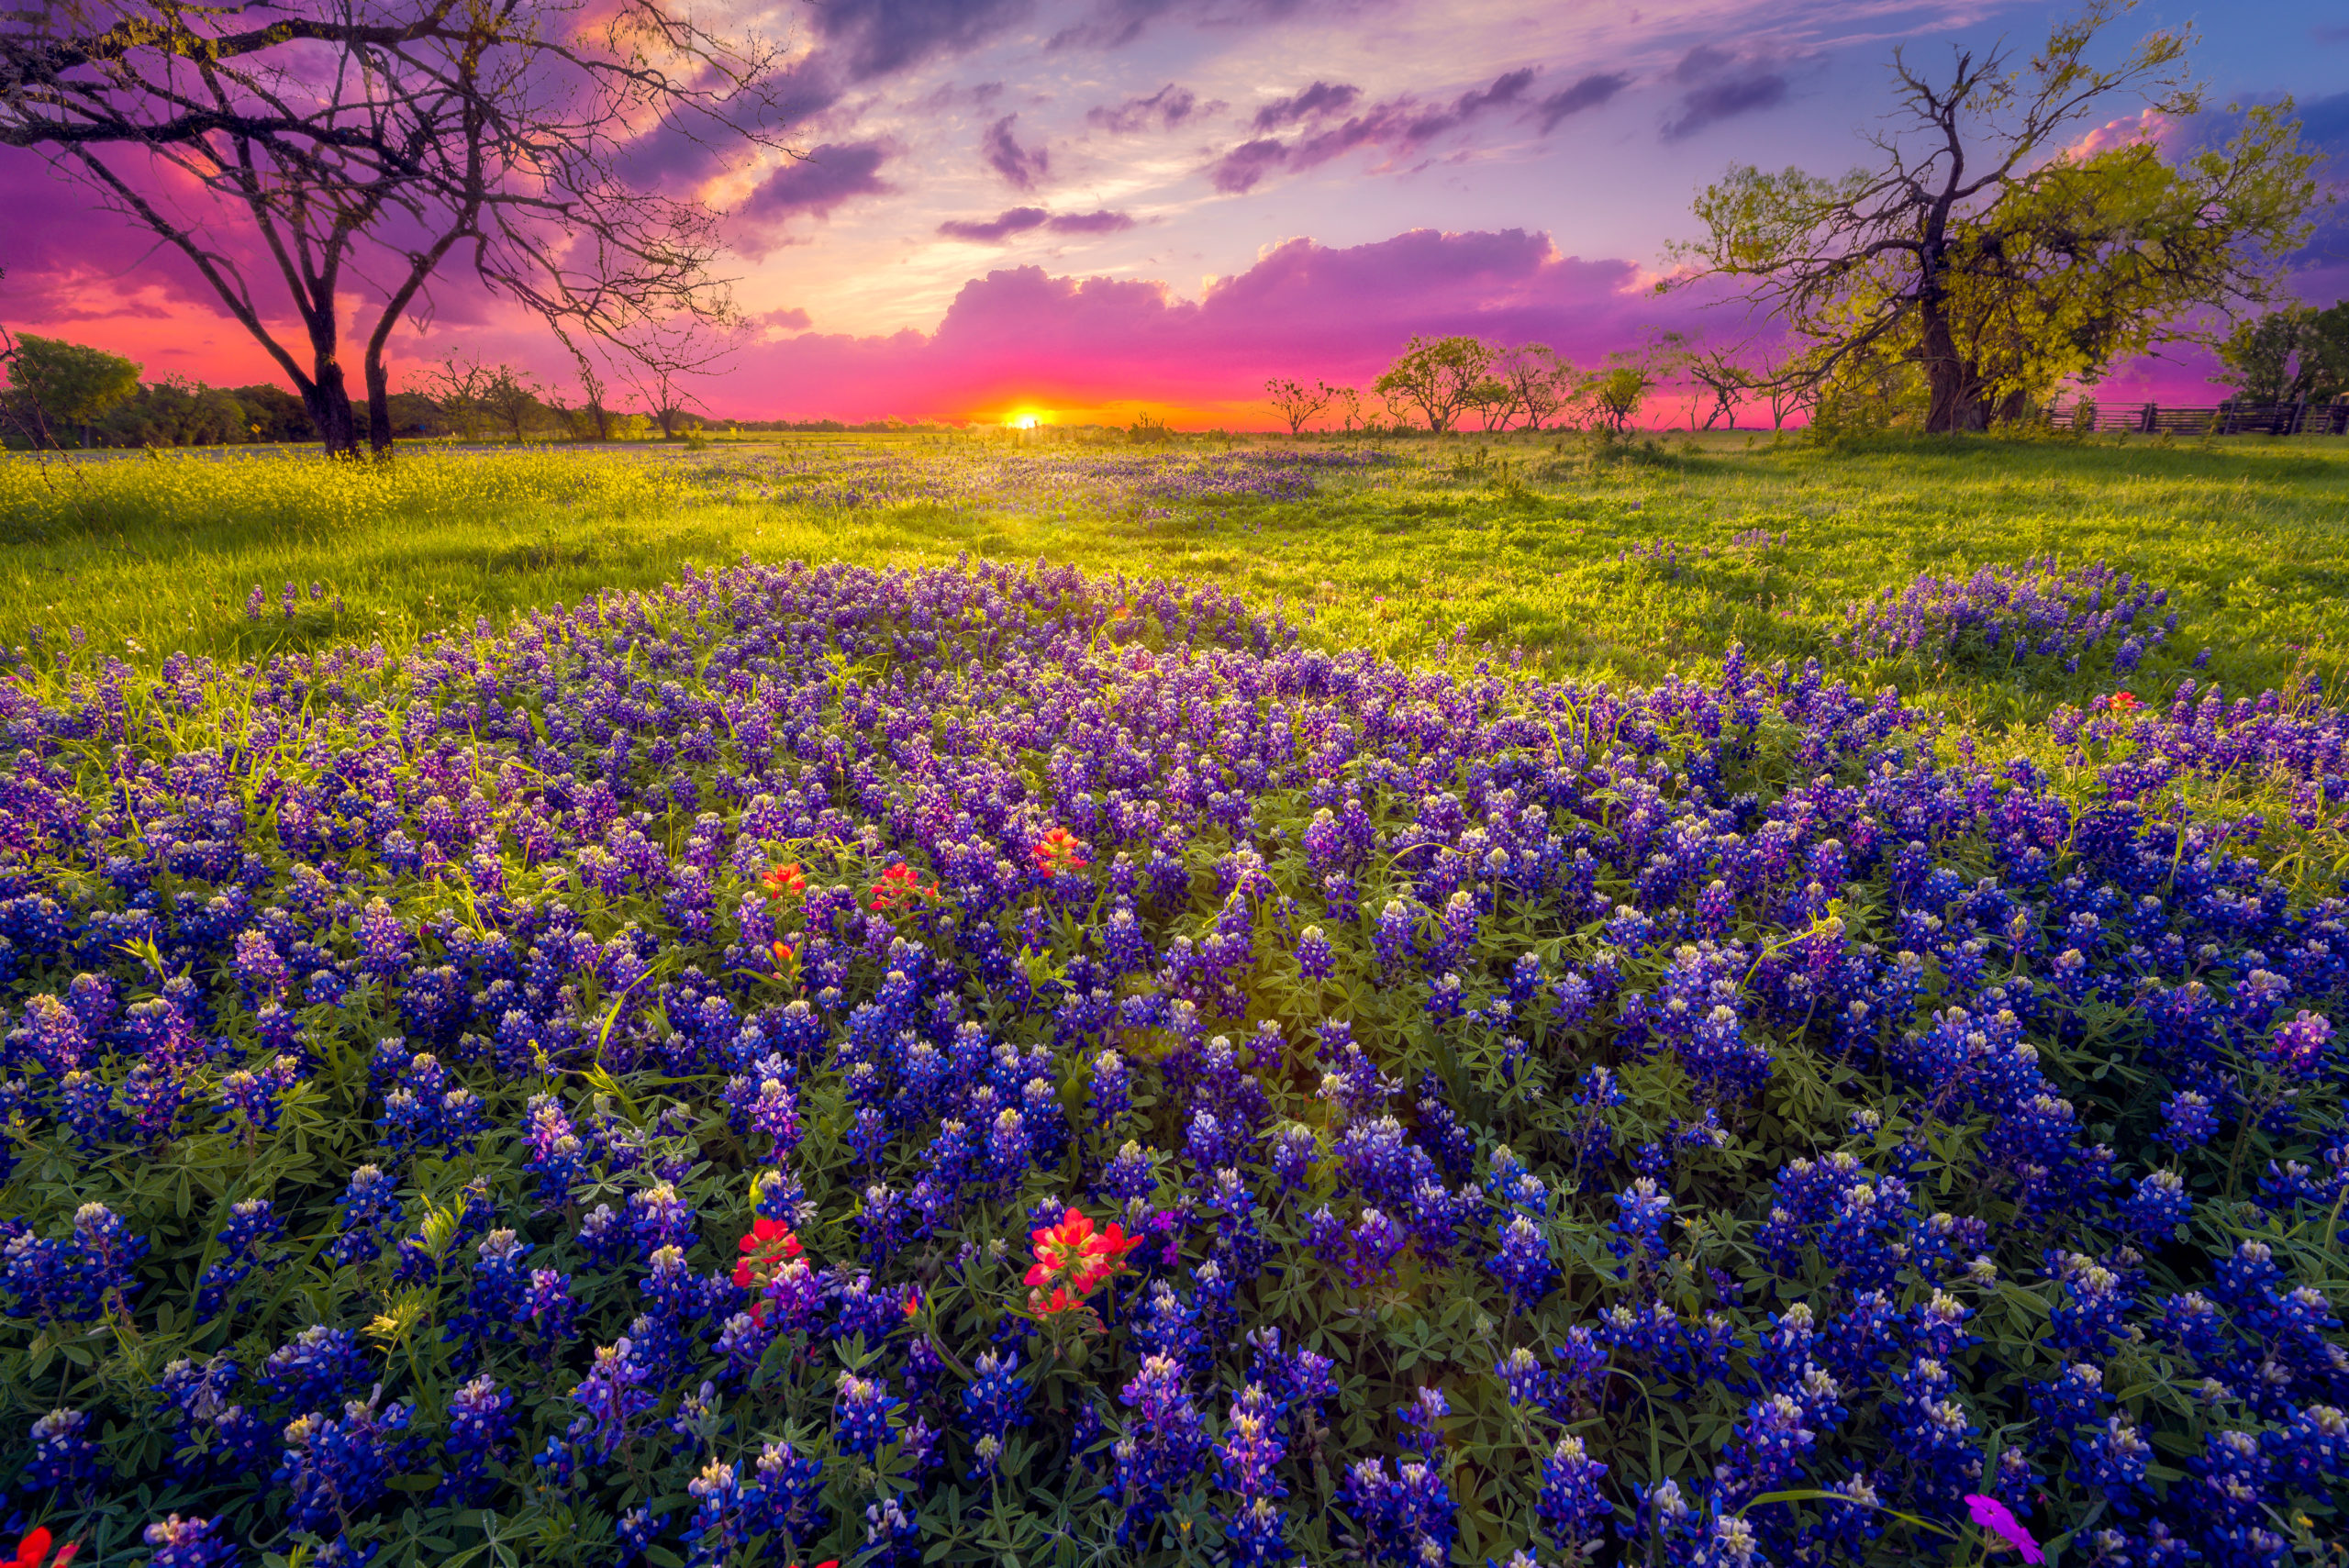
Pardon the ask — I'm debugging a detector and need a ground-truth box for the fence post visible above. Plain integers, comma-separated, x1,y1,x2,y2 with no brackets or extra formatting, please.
2141,403,2157,435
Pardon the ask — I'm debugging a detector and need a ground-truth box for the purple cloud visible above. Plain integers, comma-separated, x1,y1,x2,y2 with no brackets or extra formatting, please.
1048,209,1135,233
737,142,893,224
1663,48,1787,140
1664,72,1787,139
1252,81,1362,131
818,0,1036,83
983,114,1051,190
940,206,1052,242
1214,70,1536,194
1088,83,1200,134
1536,72,1629,131
940,206,1135,241
1210,138,1295,195
757,306,814,332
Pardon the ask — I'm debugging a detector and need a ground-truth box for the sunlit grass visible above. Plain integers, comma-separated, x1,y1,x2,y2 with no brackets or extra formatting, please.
5,430,2345,748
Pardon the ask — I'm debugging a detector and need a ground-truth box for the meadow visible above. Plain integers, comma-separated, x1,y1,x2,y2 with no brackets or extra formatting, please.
6,429,2347,715
0,430,2345,1568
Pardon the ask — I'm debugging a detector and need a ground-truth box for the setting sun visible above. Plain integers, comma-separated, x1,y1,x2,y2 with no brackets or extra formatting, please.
1006,411,1044,429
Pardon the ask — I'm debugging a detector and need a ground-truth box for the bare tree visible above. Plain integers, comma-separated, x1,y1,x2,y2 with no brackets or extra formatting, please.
619,318,736,438
1658,333,1756,429
1264,376,1336,435
417,350,491,440
1,1,789,456
1329,384,1364,434
1745,337,1830,429
478,364,541,441
573,358,616,442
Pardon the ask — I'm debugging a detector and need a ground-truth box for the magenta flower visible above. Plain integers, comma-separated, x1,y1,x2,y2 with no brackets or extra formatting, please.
1964,1495,2045,1565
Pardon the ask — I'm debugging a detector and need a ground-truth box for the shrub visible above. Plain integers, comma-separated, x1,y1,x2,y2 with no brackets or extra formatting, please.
0,561,2342,1565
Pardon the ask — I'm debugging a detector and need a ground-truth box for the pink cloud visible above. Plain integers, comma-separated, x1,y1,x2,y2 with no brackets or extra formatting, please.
711,225,1725,421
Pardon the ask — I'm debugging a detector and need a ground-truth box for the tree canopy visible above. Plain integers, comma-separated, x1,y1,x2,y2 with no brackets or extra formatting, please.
5,331,140,442
1373,336,1495,433
2216,301,2349,405
1674,0,2321,432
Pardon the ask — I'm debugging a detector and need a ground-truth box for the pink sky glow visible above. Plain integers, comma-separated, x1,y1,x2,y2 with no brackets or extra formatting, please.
2,0,2343,428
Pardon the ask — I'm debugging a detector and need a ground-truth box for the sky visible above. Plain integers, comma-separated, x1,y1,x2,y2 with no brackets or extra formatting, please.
3,0,2345,427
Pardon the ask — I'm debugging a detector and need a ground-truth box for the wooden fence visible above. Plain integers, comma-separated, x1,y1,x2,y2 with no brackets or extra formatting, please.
2045,399,2349,436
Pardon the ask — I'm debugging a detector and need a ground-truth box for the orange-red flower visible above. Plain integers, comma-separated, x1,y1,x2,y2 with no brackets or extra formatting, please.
770,940,796,971
7,1531,75,1568
1025,1209,1142,1315
868,862,937,911
733,1216,803,1290
762,862,808,899
2110,691,2142,710
1030,827,1089,875
734,1216,806,1327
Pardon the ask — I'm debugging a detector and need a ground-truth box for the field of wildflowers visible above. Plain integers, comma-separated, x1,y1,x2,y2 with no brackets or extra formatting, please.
0,434,2345,1567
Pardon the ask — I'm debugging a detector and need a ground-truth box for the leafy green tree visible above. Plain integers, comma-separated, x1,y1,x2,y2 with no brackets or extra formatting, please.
1373,335,1495,433
231,384,315,442
2215,302,2349,404
1675,1,2321,432
1586,353,1654,432
6,332,140,446
97,375,249,447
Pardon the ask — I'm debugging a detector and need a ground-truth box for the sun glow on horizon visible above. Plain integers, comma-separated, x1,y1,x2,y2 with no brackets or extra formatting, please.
1005,409,1048,429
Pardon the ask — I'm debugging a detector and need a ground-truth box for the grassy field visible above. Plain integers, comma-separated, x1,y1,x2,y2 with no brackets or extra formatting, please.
5,428,2346,740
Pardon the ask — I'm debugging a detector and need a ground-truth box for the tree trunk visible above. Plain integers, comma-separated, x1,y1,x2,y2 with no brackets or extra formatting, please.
364,348,395,456
303,361,361,457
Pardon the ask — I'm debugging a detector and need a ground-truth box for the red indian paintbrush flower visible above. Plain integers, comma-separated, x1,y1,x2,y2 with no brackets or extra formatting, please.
762,862,808,898
734,1216,803,1304
6,1530,78,1568
868,862,936,911
1030,827,1088,875
1025,1209,1141,1315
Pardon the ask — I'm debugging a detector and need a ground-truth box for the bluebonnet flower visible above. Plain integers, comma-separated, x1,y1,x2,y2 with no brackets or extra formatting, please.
684,1458,751,1565
746,1437,826,1540
22,1405,105,1493
863,1494,922,1568
1609,1178,1673,1269
275,1392,414,1533
2120,1170,2192,1238
616,1506,666,1565
1112,1353,1207,1541
435,1373,514,1505
1216,1383,1290,1563
1487,1213,1554,1311
1536,1435,1609,1548
835,1370,902,1459
327,1165,401,1267
195,1199,283,1319
143,1515,239,1568
962,1350,1030,1479
261,1325,365,1412
571,1338,660,1462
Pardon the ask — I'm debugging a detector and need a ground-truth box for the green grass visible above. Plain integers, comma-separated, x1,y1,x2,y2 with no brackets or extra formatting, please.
6,428,2347,747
